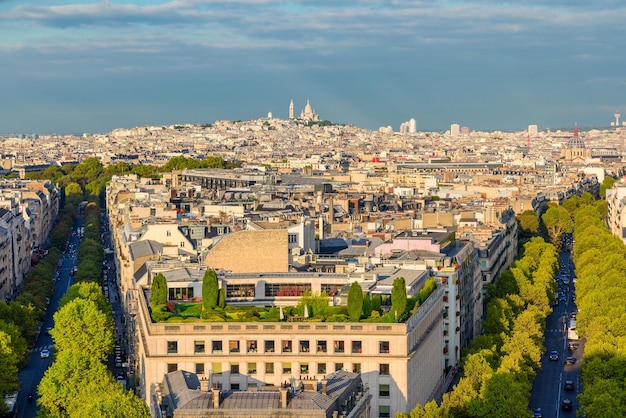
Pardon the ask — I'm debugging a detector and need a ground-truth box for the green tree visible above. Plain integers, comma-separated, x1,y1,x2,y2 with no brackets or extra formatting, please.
38,350,149,417
600,176,616,198
60,282,111,319
52,299,114,361
150,273,168,309
0,327,21,396
391,277,407,320
202,269,219,310
347,282,363,321
298,291,329,318
218,287,226,309
517,210,539,236
541,205,573,246
362,293,372,318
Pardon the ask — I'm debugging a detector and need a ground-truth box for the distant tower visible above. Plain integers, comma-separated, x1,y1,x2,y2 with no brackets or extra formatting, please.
615,110,621,128
409,118,417,133
450,123,460,137
289,100,295,120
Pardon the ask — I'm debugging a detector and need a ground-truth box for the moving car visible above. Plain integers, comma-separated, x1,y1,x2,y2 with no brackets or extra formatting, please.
549,350,559,361
561,398,573,411
533,408,543,418
564,380,575,391
40,348,50,359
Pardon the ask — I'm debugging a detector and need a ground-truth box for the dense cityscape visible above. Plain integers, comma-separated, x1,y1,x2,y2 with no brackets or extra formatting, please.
1,104,626,417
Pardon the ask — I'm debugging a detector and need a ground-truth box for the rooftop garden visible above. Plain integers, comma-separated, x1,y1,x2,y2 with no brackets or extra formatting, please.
149,271,438,324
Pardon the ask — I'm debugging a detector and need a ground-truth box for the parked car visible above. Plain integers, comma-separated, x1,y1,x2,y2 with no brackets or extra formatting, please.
565,356,577,365
567,343,579,351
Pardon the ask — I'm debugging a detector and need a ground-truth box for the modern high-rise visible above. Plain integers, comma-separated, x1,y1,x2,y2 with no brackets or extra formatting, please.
450,124,460,137
528,124,538,135
409,118,417,133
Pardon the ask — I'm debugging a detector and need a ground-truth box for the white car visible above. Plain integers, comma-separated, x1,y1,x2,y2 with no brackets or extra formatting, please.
40,348,50,359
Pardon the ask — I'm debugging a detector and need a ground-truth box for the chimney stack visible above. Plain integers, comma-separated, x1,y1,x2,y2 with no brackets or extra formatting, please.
279,387,289,409
321,378,328,395
212,389,220,409
199,377,209,392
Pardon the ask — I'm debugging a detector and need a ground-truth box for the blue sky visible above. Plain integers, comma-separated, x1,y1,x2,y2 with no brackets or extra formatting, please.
1,0,625,134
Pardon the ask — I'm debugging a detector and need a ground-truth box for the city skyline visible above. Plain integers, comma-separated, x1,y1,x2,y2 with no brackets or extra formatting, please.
1,0,625,135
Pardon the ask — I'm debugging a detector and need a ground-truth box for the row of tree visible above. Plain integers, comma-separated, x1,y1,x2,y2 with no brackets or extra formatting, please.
401,237,559,417
0,201,77,411
26,155,239,199
570,193,626,416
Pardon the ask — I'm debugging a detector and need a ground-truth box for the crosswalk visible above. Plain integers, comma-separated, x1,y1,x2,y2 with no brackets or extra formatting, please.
32,344,54,353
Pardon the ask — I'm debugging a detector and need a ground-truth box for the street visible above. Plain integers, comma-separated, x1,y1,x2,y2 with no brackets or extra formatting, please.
529,246,582,418
16,217,83,418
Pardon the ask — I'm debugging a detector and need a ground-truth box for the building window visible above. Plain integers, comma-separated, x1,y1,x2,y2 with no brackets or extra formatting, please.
335,363,343,372
265,283,311,297
230,363,239,374
321,283,342,296
317,340,327,353
334,340,344,353
212,362,222,375
265,362,274,374
229,340,240,353
353,363,361,373
166,230,171,237
299,341,310,353
352,341,362,354
379,405,391,418
167,363,178,373
194,340,205,354
288,233,297,244
318,363,327,374
300,363,309,374
265,340,275,353
282,340,292,353
283,362,292,374
247,340,257,353
167,341,178,354
226,284,255,298
379,341,390,354
248,362,257,374
212,341,223,353
379,384,390,397
169,287,194,301
196,363,205,375
231,383,240,390
379,363,390,375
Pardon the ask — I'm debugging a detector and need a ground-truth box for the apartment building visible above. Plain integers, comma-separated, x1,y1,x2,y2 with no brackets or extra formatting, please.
606,179,626,244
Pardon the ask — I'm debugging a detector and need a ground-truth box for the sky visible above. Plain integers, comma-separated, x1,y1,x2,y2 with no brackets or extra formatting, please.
1,0,625,135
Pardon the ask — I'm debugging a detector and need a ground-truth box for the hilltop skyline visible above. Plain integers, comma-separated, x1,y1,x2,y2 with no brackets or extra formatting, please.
1,0,625,135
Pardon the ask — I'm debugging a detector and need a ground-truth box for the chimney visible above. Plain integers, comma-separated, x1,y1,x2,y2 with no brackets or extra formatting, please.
200,377,209,392
321,378,328,395
279,387,289,409
212,389,220,409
